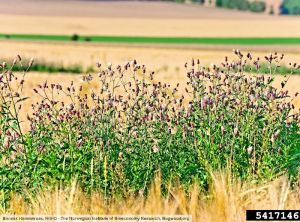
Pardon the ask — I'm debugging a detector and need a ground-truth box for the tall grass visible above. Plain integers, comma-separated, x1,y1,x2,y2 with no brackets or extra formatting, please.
0,51,299,210
2,172,300,222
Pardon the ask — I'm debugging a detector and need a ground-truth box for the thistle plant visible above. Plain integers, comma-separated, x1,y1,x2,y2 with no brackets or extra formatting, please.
185,50,300,180
0,56,34,208
0,51,299,209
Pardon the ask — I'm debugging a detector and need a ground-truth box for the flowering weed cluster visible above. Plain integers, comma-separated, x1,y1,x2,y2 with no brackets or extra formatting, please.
0,51,299,208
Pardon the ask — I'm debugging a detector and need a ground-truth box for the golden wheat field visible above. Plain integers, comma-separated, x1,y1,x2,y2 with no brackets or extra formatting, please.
2,40,300,68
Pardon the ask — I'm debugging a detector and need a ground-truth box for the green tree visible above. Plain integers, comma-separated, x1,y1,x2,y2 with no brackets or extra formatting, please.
249,1,266,13
282,0,300,14
220,0,249,10
216,0,223,7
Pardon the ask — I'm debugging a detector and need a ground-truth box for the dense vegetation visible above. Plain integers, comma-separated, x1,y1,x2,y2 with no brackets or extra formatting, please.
216,0,265,12
1,51,300,209
281,0,300,15
216,0,300,14
176,0,300,14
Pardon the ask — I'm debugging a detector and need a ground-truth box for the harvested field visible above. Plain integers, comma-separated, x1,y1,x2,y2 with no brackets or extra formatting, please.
0,14,299,38
2,40,300,69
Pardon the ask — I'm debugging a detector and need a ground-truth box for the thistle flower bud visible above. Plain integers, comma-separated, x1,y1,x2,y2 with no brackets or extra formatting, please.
66,104,74,111
247,53,252,60
201,96,209,109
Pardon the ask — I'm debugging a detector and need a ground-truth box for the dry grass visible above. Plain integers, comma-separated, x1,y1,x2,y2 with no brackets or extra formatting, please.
2,172,300,222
